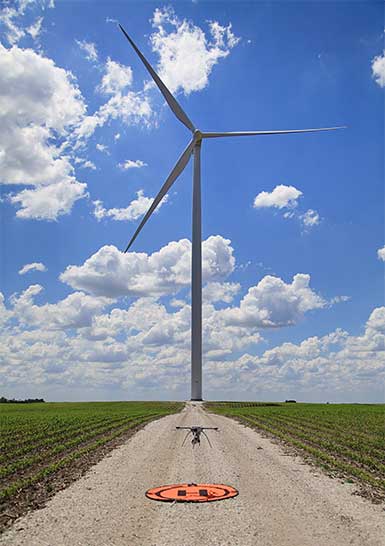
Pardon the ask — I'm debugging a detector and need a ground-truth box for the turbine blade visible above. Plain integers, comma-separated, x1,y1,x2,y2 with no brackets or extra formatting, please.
202,126,346,138
119,24,195,133
124,139,195,252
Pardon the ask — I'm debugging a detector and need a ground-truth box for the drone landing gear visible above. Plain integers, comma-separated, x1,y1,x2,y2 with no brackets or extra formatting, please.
176,426,218,448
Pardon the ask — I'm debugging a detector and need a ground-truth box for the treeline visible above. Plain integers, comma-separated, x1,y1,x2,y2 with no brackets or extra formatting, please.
0,397,45,404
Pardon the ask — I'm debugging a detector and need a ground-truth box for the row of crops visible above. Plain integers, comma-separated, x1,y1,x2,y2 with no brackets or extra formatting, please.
206,402,385,497
0,401,182,517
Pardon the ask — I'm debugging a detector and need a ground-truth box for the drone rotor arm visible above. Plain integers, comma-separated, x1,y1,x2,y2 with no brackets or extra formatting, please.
176,426,193,430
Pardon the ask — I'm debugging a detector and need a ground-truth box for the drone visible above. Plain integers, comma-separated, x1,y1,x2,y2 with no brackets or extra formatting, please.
176,426,219,448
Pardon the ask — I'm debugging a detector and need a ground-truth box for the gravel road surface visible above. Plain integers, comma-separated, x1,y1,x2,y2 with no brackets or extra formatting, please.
1,403,384,546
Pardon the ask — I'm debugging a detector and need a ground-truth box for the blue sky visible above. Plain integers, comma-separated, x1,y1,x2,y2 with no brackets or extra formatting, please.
0,0,384,402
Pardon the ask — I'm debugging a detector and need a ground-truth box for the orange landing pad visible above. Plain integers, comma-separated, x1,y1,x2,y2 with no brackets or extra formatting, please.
145,483,238,503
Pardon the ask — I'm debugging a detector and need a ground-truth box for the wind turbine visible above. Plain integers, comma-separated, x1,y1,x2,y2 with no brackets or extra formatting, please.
118,24,344,401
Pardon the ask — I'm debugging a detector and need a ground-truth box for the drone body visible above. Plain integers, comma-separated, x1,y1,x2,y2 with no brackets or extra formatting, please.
176,426,219,448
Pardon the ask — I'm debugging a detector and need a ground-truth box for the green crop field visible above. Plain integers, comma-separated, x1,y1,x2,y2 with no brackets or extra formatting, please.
0,401,182,527
206,402,385,500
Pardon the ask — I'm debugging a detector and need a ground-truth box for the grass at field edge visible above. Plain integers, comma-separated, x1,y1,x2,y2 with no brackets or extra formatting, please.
205,402,385,506
0,404,182,533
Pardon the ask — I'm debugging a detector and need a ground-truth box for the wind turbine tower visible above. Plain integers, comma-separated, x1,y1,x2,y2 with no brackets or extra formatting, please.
118,24,344,401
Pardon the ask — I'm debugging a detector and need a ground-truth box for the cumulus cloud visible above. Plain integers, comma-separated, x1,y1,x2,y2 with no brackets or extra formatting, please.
253,185,302,209
0,225,378,400
372,50,385,88
76,39,98,62
203,281,240,303
1,284,381,400
150,7,240,95
221,274,325,328
10,179,87,220
60,235,235,298
254,185,321,230
99,58,133,94
93,189,167,222
18,262,47,275
118,159,147,170
10,285,111,330
377,246,385,261
0,43,87,219
225,306,385,398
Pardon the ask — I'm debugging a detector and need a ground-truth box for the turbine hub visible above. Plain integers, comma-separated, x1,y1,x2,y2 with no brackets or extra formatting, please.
194,129,203,142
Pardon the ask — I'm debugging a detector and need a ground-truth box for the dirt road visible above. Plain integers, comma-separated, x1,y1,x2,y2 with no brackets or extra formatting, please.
1,403,383,546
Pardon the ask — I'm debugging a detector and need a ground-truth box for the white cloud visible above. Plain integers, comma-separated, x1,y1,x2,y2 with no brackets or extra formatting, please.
254,185,302,209
3,295,379,401
372,50,385,88
60,235,235,298
93,189,167,222
254,186,321,230
329,295,350,305
10,285,111,330
80,5,241,145
150,7,240,95
300,208,321,228
203,281,240,303
1,282,382,400
118,159,147,170
76,91,152,141
0,3,25,44
99,58,133,94
95,143,109,154
0,0,52,45
74,52,154,144
82,160,96,170
0,44,83,132
98,91,152,128
10,179,87,220
18,262,47,275
27,16,43,40
222,306,385,397
221,273,325,328
377,246,385,261
76,40,98,62
0,43,87,219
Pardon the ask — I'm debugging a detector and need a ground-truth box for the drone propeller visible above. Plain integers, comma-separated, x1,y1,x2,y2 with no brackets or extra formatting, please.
176,426,219,431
